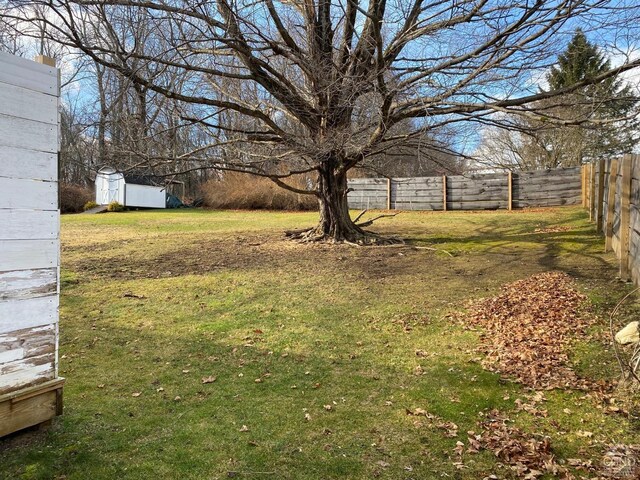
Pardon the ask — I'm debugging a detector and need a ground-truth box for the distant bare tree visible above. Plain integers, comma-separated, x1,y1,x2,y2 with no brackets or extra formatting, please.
0,8,22,54
476,31,639,172
7,0,640,243
474,117,586,171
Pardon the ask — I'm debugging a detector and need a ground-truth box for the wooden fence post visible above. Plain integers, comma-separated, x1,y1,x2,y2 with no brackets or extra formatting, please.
596,159,606,233
507,171,513,211
605,158,619,252
386,178,392,210
442,175,447,211
34,55,56,67
581,166,586,207
620,154,632,281
589,163,596,221
585,164,591,210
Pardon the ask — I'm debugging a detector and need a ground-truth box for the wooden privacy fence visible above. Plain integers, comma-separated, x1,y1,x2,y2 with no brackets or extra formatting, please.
582,154,640,283
347,166,582,211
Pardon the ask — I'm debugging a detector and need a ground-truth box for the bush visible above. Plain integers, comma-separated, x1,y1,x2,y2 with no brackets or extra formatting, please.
60,183,93,214
201,172,316,211
107,201,126,212
83,201,98,211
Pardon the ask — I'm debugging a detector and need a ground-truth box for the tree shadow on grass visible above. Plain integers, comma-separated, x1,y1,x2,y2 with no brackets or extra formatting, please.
403,213,615,281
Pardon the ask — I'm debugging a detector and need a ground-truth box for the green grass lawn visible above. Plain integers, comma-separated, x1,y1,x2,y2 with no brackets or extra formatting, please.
1,206,638,479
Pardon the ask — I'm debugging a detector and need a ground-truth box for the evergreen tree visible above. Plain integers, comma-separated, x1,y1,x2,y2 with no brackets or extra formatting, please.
540,29,638,164
547,30,609,89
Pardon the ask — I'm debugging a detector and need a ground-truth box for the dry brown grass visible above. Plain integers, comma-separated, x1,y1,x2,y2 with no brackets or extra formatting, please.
201,172,317,210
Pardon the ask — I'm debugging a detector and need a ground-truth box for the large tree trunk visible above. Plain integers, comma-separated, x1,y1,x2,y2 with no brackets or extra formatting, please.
286,157,401,245
314,163,363,241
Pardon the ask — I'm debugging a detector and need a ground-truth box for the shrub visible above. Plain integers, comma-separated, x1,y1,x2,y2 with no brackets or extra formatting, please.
60,183,93,214
107,201,126,212
83,201,98,211
201,172,316,211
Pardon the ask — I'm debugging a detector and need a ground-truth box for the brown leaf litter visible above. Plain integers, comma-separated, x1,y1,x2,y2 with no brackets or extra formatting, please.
464,410,574,479
461,414,640,479
533,226,572,234
410,405,639,479
459,271,608,391
406,408,459,437
448,272,640,479
600,444,640,479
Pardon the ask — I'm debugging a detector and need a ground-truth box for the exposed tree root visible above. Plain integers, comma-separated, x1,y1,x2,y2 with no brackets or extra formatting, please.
284,208,403,245
284,227,404,246
356,212,400,228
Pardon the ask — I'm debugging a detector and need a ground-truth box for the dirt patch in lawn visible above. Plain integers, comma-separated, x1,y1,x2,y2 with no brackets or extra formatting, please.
68,232,452,281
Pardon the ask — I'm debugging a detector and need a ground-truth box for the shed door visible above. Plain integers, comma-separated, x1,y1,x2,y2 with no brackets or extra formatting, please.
108,177,119,203
98,175,119,204
98,177,110,204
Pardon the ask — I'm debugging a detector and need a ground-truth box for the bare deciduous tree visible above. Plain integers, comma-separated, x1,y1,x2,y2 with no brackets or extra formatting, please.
8,0,640,243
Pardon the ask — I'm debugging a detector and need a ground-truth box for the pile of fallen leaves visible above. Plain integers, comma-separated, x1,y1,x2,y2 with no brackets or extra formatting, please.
461,271,601,390
470,410,573,479
407,400,640,479
472,424,640,479
408,407,581,479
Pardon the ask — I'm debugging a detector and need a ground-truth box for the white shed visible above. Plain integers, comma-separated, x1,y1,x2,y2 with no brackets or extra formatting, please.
95,167,167,209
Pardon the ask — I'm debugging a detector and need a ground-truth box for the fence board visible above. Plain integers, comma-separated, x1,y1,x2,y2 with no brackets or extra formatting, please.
447,200,506,210
447,180,508,190
590,163,597,221
0,146,57,181
348,179,386,185
513,190,581,200
605,159,619,251
619,155,632,280
0,211,58,240
514,198,579,208
393,181,442,188
0,177,57,210
0,52,58,96
394,202,444,210
348,167,581,211
514,180,582,191
0,240,59,272
0,296,58,335
0,82,58,125
448,193,509,201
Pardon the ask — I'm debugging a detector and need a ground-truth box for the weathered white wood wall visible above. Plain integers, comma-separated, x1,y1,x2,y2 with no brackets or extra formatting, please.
0,53,60,396
348,167,582,211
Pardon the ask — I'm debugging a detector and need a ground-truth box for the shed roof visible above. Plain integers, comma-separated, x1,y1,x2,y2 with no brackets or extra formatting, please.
124,174,159,187
97,166,182,187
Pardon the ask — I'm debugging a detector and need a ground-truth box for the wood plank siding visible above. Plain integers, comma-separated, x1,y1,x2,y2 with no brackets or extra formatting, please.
0,52,62,418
